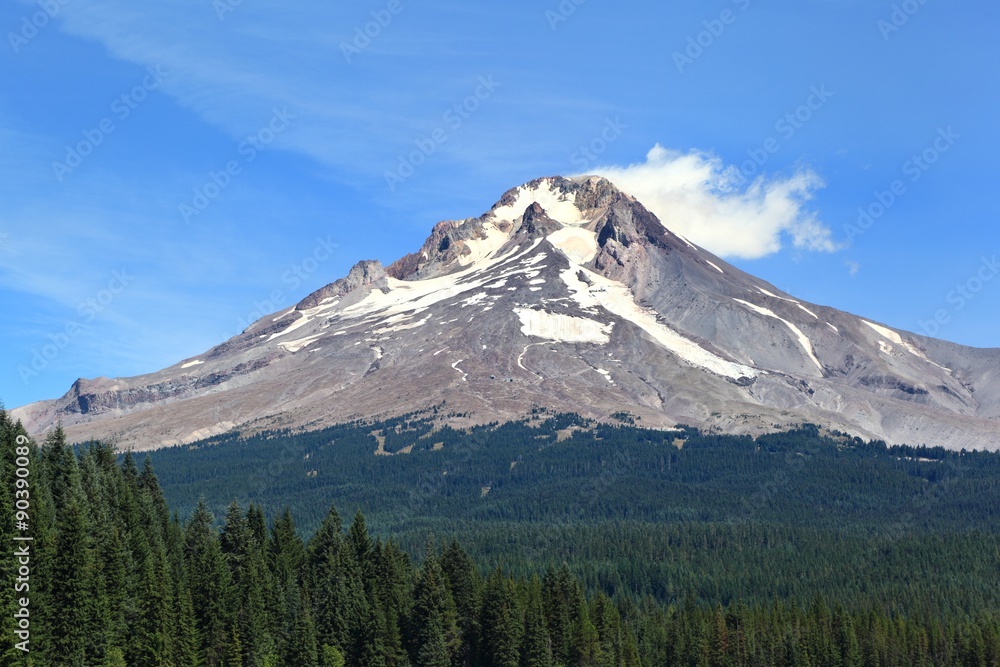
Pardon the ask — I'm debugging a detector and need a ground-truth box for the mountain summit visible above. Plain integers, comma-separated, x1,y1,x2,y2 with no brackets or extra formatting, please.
13,176,1000,450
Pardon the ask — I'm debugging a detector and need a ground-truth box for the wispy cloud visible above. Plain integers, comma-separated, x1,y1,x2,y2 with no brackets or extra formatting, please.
38,0,612,191
590,144,840,260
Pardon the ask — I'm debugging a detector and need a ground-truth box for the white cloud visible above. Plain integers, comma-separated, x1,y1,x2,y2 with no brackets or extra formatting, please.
589,144,839,260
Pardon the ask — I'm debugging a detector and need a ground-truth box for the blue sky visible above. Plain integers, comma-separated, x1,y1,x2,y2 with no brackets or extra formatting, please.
1,0,997,409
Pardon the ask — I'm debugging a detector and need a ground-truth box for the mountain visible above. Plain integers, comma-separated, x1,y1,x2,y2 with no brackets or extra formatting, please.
12,176,1000,450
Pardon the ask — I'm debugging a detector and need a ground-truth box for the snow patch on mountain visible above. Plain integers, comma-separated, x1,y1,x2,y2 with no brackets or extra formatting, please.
547,227,599,264
372,315,431,335
757,288,797,303
342,241,541,322
734,299,823,373
796,304,819,319
279,334,324,353
268,313,311,341
706,260,725,274
515,308,613,344
862,320,950,371
561,266,758,380
491,180,589,226
674,231,697,249
458,219,510,267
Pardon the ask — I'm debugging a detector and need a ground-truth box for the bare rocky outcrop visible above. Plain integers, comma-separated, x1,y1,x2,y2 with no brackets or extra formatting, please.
297,260,388,310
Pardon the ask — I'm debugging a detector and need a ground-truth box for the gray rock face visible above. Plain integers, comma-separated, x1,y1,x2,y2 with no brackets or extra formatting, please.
11,176,1000,450
296,260,388,310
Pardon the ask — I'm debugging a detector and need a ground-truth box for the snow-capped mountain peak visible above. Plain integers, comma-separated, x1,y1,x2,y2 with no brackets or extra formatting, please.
12,176,1000,451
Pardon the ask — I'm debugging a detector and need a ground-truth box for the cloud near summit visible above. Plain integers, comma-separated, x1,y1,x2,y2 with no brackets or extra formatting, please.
590,145,839,260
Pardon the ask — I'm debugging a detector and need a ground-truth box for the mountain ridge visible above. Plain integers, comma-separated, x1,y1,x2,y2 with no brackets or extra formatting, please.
11,176,1000,450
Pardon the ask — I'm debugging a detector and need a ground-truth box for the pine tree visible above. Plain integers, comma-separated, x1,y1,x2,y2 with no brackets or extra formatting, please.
373,540,412,667
306,503,347,651
228,627,245,667
128,538,173,666
442,540,480,667
480,570,523,667
348,510,375,589
521,576,553,667
412,553,453,667
44,428,97,665
709,603,729,667
241,503,277,665
543,565,574,667
186,499,235,667
833,605,861,667
591,592,624,667
269,506,309,663
81,446,129,653
354,603,388,667
570,588,601,667
139,455,172,529
173,583,201,667
285,590,320,667
223,500,274,666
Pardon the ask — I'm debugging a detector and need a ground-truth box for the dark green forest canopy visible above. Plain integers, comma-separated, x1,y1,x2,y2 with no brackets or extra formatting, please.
3,408,1000,665
144,412,1000,535
137,413,1000,618
2,409,999,666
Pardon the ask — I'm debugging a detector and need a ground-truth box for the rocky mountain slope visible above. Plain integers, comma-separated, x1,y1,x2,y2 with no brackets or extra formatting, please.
12,176,1000,450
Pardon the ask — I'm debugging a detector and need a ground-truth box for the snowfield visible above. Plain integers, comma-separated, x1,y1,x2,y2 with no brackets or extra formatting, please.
514,308,613,344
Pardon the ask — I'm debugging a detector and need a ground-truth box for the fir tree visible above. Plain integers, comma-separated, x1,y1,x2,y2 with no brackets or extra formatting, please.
44,429,97,665
521,576,553,667
441,540,480,667
411,553,453,667
480,570,523,667
187,499,235,667
270,507,305,654
284,590,320,667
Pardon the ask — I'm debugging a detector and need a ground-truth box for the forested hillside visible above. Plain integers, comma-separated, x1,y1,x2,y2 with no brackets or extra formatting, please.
3,409,1000,665
2,409,1000,666
149,411,1000,534
143,411,1000,618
